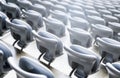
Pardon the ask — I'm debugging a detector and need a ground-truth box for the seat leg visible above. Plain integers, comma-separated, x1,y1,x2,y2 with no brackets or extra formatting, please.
20,47,24,52
69,67,77,77
103,54,113,64
100,57,104,63
48,60,53,67
13,40,18,46
38,52,45,60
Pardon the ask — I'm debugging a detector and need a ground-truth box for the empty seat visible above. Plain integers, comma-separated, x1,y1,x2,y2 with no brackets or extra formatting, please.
64,45,101,78
39,1,54,10
29,4,47,17
90,24,113,40
6,18,33,51
114,14,120,22
69,10,86,19
85,10,100,16
105,5,115,10
103,14,119,25
98,9,112,16
38,1,54,16
83,5,95,10
56,1,69,11
68,28,92,48
44,17,65,37
50,10,68,25
94,5,106,10
0,41,16,77
8,56,54,78
68,5,83,11
114,4,120,10
51,4,67,12
0,12,9,36
22,10,43,31
96,37,120,64
71,2,84,8
32,30,63,65
87,16,105,25
17,0,32,10
108,22,120,39
69,17,89,31
0,2,21,19
108,9,120,15
27,0,41,4
106,62,120,78
50,0,59,4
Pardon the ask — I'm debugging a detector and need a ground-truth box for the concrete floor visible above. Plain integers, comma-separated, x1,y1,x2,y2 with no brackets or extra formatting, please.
0,26,109,78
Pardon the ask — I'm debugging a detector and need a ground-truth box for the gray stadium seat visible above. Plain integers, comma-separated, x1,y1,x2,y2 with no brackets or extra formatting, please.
90,24,113,41
0,41,16,77
0,12,9,36
106,62,120,78
32,30,63,66
0,1,21,19
96,37,120,64
50,10,68,25
68,28,92,48
6,18,33,51
17,0,32,10
8,56,54,78
22,10,43,31
69,17,89,31
44,17,65,37
64,45,101,78
87,15,105,25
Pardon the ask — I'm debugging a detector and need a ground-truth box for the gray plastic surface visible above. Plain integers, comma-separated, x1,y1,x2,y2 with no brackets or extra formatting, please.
32,30,63,62
0,2,21,19
6,18,33,48
64,45,101,78
96,37,120,64
106,62,120,78
8,56,54,78
68,28,92,48
44,17,65,37
22,10,43,31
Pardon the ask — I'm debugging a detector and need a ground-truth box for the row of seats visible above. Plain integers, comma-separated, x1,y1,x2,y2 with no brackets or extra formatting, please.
0,0,120,78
